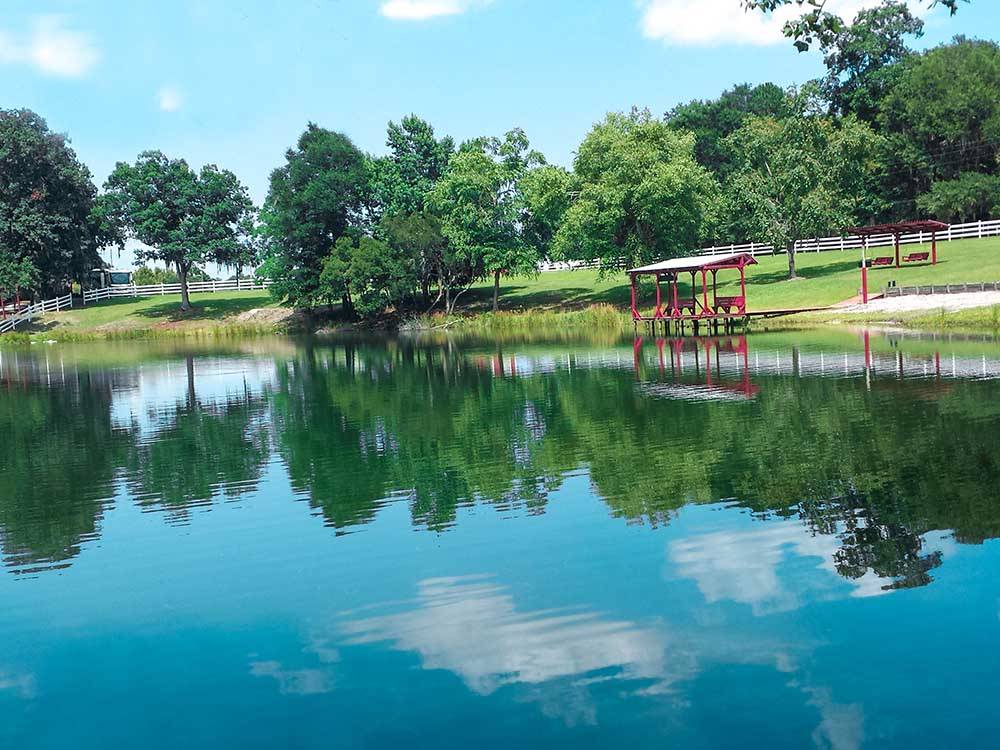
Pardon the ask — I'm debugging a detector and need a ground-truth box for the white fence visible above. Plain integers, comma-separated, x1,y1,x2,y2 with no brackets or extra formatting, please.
538,218,1000,271
0,294,73,334
82,277,270,305
1,278,270,336
698,218,1000,258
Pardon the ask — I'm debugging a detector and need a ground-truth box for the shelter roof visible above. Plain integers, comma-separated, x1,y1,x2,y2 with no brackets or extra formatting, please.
628,252,757,275
845,220,949,237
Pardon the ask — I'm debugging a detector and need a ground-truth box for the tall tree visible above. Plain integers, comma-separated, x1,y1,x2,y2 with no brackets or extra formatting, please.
102,151,255,310
369,116,455,302
429,129,543,312
819,1,924,122
369,115,454,218
520,165,574,258
666,83,789,178
0,109,104,296
879,37,1000,206
553,109,719,273
261,124,368,307
739,0,969,52
724,90,885,279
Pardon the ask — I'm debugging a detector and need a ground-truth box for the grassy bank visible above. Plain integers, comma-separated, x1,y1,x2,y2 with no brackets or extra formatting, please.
6,290,294,342
462,236,1000,313
5,236,1000,343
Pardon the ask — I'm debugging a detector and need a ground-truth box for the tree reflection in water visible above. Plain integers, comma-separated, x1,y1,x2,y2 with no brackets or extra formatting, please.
2,333,999,595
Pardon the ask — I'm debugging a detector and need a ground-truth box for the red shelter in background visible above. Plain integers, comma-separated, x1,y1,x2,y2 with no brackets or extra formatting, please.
845,220,948,304
846,220,949,268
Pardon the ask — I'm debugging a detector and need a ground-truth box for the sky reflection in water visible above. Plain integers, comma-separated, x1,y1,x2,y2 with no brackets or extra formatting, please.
1,331,999,749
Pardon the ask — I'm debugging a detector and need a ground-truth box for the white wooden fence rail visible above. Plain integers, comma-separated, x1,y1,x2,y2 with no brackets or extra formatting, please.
538,217,1000,271
81,277,270,305
0,294,73,334
1,279,270,335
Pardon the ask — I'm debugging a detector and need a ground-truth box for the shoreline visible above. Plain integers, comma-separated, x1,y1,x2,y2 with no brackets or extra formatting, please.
6,300,1000,345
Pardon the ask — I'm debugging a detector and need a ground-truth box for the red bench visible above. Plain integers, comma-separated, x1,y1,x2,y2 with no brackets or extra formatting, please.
903,252,929,263
872,257,894,266
714,296,746,314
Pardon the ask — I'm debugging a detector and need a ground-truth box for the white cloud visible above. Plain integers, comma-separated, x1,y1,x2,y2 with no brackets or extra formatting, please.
157,86,183,112
379,0,491,21
0,15,99,77
669,518,892,614
638,0,929,47
340,575,675,701
249,660,334,695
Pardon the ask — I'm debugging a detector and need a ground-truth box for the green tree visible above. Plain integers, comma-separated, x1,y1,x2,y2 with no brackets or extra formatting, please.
101,151,254,310
879,37,1000,203
916,172,1000,222
553,109,719,273
317,235,416,318
369,115,454,218
819,1,924,122
0,109,104,295
0,253,39,309
666,83,789,178
381,211,452,308
724,92,884,279
739,0,969,52
349,236,417,317
520,165,574,258
261,124,368,307
429,129,543,312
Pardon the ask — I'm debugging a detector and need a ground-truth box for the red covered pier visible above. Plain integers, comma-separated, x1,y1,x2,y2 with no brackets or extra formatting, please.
628,252,757,335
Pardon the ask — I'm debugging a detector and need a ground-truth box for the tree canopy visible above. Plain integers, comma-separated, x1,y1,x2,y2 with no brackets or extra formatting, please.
0,109,104,296
724,92,884,278
260,124,369,307
101,151,255,310
553,110,719,273
429,129,544,311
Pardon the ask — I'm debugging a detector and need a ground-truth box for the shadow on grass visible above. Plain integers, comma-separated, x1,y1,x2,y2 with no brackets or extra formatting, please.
460,283,632,312
135,295,272,322
747,258,861,285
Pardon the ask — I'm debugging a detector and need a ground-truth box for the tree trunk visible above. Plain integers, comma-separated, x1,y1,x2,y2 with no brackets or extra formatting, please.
786,241,797,280
185,354,196,409
492,269,501,312
177,262,192,311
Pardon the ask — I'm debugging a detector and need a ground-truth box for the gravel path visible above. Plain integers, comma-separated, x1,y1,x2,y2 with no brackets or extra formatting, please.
837,291,1000,314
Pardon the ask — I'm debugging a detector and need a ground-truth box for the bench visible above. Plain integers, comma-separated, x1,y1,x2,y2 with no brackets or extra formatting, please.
714,296,746,314
872,257,894,266
903,252,929,263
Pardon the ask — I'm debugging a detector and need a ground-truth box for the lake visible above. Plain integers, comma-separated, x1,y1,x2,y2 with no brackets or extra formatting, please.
2,329,999,748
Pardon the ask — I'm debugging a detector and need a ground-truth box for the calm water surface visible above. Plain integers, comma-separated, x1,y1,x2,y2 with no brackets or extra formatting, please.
2,330,999,748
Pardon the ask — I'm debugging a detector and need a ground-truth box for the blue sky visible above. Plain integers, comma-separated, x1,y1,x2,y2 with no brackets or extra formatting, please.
2,0,996,209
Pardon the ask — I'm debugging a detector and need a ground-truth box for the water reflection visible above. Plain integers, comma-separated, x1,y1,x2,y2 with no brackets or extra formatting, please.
2,332,1000,598
341,575,668,697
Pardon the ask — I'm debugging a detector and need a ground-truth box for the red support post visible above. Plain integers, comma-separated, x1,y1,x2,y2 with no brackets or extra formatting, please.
672,274,679,318
931,232,937,265
711,270,718,311
691,272,697,315
861,236,869,304
629,274,639,320
654,274,662,319
739,265,747,313
701,269,708,317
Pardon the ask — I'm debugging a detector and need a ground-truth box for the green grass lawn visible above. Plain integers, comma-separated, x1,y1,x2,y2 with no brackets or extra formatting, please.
35,290,277,335
10,236,1000,341
469,236,1000,313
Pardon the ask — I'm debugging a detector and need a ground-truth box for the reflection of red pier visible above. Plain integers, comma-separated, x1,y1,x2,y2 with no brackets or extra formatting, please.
633,335,759,400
